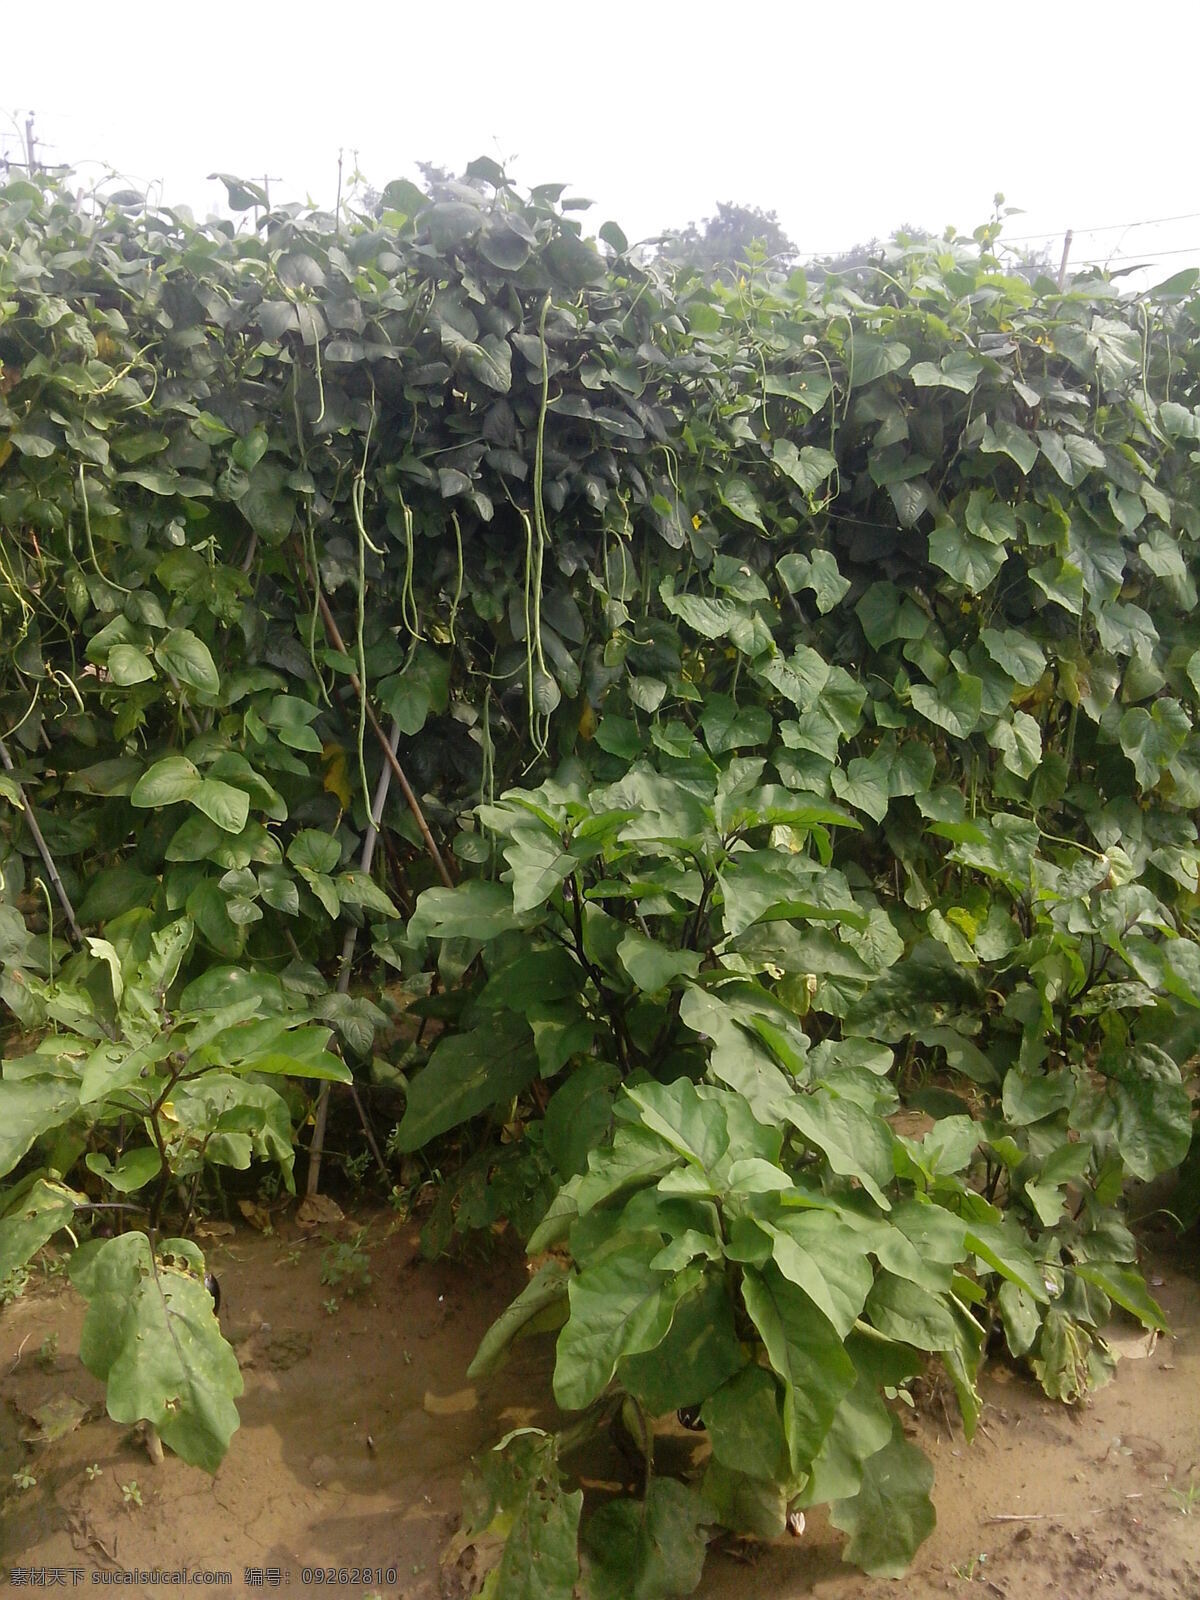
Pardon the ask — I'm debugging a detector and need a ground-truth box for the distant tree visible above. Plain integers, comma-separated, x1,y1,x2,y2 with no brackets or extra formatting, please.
659,202,797,279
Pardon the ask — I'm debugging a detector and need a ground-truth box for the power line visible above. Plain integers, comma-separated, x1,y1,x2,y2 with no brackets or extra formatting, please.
1001,210,1200,244
1074,243,1200,263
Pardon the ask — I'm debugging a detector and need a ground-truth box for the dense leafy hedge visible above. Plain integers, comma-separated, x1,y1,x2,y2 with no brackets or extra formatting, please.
1,163,1198,1589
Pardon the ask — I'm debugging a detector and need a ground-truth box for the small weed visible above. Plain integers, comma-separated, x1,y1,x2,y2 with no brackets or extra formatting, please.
342,1149,371,1189
40,1251,68,1280
12,1467,36,1491
85,1463,102,1481
121,1480,143,1508
320,1228,372,1296
323,1296,341,1316
0,1265,30,1305
35,1333,59,1371
277,1246,303,1268
952,1552,988,1582
1167,1475,1199,1516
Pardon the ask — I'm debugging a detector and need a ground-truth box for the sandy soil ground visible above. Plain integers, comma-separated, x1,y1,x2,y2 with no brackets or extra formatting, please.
2,1210,1196,1599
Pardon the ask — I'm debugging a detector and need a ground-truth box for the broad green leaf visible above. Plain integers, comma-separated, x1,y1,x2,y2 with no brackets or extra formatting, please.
70,1232,242,1472
1118,701,1190,789
130,756,201,808
829,1419,935,1577
287,829,340,874
1072,1262,1168,1333
191,778,250,834
963,1221,1048,1303
408,881,522,943
625,1079,730,1171
1104,1045,1193,1180
617,932,701,993
763,1213,874,1336
618,1273,744,1411
85,1146,162,1194
553,1237,676,1410
928,521,1005,592
799,1372,894,1507
700,1461,790,1540
740,1264,856,1472
864,1272,960,1350
335,871,400,918
393,1012,535,1151
718,477,766,530
773,440,837,495
981,420,1037,474
154,628,220,694
979,627,1045,686
783,1091,894,1210
584,1479,711,1600
107,643,156,685
469,1261,572,1379
909,673,982,739
0,1178,82,1280
0,1077,81,1179
701,1365,787,1481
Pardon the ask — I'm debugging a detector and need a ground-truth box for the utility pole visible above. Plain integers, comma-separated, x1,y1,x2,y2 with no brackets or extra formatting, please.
23,111,36,173
1057,228,1073,290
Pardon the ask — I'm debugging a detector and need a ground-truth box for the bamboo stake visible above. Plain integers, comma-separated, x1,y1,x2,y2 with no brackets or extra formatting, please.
0,734,84,944
306,719,398,1199
299,553,454,890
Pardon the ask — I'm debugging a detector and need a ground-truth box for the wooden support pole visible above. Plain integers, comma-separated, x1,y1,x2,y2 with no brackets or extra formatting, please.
0,734,83,945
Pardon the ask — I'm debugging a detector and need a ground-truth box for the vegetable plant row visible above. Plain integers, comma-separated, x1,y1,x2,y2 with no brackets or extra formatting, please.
0,162,1197,1592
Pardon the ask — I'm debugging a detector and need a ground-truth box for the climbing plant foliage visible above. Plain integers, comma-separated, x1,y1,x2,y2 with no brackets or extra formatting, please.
1,161,1199,1589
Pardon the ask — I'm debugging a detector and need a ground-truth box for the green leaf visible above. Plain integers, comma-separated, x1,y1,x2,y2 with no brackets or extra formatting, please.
335,871,400,918
543,1062,621,1178
107,643,157,685
618,1274,744,1412
981,421,1037,474
829,1419,936,1577
0,1077,81,1179
701,1365,787,1481
617,932,700,993
740,1264,856,1473
718,477,766,530
191,779,250,834
287,829,340,875
154,628,220,694
979,628,1045,687
1072,1262,1168,1333
909,673,982,739
85,1147,162,1194
408,882,522,944
584,1479,711,1600
773,440,837,495
469,1262,572,1379
783,1091,894,1210
1104,1045,1193,1180
70,1232,243,1472
130,756,201,808
553,1237,675,1411
775,550,849,614
393,1012,535,1151
864,1273,959,1351
1118,701,1190,789
0,1179,82,1280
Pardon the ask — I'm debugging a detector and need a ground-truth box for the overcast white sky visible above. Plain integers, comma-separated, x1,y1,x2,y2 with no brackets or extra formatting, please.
5,1,1199,282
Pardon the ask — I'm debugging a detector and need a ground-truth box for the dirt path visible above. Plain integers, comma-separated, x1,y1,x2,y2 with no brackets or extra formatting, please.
2,1215,1196,1598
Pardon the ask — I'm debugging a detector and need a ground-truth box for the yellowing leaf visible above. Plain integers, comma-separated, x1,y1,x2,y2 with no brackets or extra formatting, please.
321,742,352,810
